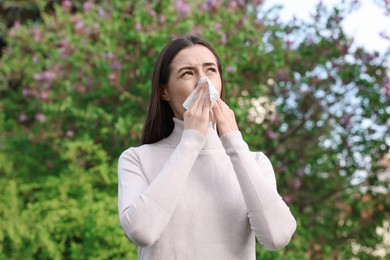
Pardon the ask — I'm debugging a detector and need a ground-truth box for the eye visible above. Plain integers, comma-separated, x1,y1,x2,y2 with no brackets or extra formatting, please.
207,67,217,73
181,71,194,77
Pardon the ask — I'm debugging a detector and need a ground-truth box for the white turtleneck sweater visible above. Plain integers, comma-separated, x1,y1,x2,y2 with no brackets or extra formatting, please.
118,118,296,260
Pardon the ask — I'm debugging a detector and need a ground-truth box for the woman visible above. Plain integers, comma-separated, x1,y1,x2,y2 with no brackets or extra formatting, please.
118,36,296,259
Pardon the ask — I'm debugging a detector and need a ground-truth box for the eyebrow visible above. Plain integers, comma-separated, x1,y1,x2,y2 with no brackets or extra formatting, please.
177,62,217,74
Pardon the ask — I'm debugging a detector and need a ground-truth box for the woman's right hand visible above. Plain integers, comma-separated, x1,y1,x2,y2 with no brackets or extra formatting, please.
183,81,211,136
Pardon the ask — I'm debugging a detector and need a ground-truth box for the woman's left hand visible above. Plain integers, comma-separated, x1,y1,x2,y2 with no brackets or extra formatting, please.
212,99,239,136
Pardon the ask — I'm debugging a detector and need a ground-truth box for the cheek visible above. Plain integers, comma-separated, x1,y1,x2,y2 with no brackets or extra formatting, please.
216,80,222,95
209,76,222,95
169,81,195,104
180,88,194,102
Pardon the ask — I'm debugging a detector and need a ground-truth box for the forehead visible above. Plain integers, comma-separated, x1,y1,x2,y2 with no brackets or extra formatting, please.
171,45,217,68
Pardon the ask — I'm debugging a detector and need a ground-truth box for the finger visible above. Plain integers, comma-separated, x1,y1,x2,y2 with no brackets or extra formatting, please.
192,80,208,111
212,100,223,121
190,82,206,110
210,109,216,129
219,99,234,115
217,98,229,110
201,83,211,111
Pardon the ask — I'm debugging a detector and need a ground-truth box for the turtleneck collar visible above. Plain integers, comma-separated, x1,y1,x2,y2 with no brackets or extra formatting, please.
163,117,223,150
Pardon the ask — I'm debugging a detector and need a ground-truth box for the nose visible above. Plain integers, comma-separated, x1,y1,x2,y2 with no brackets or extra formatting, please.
199,70,206,78
196,76,208,88
198,66,208,79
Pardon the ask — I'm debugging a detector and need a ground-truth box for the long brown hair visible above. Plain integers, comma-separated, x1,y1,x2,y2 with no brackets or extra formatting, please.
141,36,225,144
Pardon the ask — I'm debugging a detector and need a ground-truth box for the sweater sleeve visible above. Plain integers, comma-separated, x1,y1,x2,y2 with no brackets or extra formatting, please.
220,131,297,251
118,130,206,247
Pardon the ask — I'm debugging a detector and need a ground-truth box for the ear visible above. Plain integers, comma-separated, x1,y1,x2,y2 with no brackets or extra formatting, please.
160,85,170,101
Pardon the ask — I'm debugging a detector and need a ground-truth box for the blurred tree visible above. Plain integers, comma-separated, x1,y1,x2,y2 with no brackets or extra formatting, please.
0,0,389,259
0,0,39,52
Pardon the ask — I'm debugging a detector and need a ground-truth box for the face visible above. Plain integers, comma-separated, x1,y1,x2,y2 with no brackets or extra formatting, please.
161,45,222,120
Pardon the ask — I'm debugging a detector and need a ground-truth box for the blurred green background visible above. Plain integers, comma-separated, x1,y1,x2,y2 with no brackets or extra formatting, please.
0,0,389,259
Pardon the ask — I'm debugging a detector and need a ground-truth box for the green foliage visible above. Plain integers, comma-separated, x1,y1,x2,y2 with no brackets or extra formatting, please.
0,0,389,259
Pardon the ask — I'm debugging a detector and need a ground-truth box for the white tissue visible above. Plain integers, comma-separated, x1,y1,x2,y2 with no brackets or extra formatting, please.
182,77,219,110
